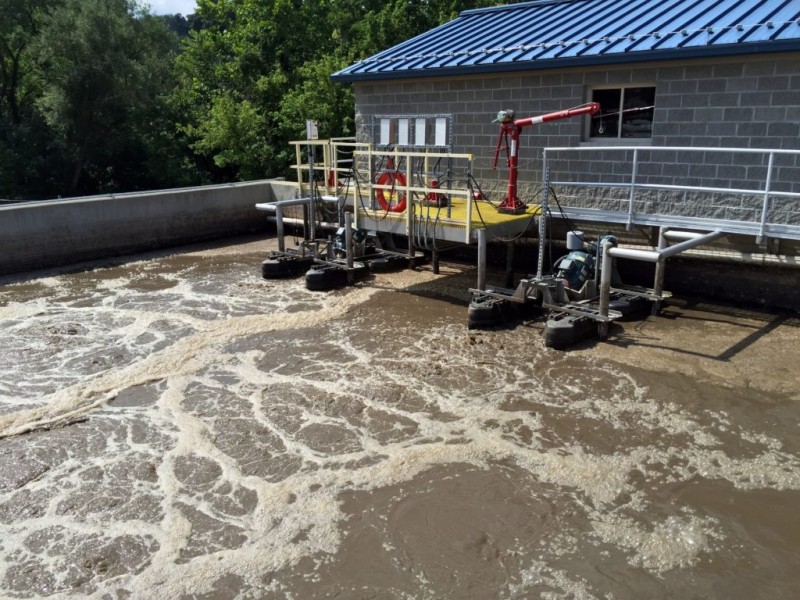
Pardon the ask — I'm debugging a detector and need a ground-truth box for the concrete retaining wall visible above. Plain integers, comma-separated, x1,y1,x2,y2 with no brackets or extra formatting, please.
0,180,298,276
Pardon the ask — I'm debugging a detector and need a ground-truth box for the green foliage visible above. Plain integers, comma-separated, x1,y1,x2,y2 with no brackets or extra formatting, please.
175,0,504,182
33,0,179,193
1,0,505,199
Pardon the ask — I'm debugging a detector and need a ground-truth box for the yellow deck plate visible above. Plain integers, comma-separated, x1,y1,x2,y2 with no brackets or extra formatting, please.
358,197,540,231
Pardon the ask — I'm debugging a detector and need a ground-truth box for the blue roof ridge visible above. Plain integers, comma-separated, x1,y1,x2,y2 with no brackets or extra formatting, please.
460,0,592,18
347,15,800,67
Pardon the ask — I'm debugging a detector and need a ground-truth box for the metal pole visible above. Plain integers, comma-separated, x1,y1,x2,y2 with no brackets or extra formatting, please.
598,240,613,339
276,205,285,252
368,150,375,210
536,165,550,279
652,226,669,314
294,143,302,198
505,241,515,288
345,212,354,270
308,143,316,244
432,248,440,275
404,153,413,258
655,230,724,259
447,155,453,219
302,204,309,255
465,156,474,244
477,228,487,291
757,151,775,244
626,148,639,231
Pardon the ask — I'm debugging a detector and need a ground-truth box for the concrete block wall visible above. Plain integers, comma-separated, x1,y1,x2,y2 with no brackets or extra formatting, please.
0,180,298,276
353,52,800,226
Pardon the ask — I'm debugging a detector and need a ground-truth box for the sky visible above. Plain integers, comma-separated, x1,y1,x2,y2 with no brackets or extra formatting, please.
146,0,197,15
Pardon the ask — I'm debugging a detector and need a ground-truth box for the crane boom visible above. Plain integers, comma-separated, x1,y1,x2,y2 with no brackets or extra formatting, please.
494,102,600,214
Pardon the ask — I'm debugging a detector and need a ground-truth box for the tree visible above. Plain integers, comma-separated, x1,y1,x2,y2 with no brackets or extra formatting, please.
0,0,61,199
32,0,178,194
174,0,504,182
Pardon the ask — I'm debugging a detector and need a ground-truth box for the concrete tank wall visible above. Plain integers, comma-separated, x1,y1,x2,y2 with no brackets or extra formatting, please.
0,180,298,276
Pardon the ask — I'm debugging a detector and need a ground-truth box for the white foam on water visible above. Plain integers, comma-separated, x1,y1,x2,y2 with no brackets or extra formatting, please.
1,249,800,598
511,561,600,600
592,513,720,572
0,284,382,438
0,298,49,320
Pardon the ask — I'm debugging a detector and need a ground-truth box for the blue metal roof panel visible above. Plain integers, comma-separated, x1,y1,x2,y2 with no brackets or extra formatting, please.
332,0,800,82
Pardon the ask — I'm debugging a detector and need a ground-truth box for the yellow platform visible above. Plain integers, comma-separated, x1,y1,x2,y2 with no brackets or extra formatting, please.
356,195,541,244
290,142,541,245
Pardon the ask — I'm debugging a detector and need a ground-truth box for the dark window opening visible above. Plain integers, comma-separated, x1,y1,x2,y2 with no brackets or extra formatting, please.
589,86,655,139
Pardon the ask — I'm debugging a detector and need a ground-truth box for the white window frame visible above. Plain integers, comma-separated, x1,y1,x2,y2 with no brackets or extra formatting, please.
583,83,656,146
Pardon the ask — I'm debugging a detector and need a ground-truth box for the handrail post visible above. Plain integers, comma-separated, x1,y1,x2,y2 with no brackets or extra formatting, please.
477,228,487,291
536,163,550,279
294,143,302,198
368,149,375,210
652,226,669,314
466,156,474,244
598,240,613,339
345,211,354,270
276,205,285,252
404,151,413,257
757,151,775,244
626,148,638,231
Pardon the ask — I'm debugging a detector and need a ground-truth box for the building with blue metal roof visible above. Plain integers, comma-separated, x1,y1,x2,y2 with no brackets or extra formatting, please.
332,0,800,243
333,0,800,82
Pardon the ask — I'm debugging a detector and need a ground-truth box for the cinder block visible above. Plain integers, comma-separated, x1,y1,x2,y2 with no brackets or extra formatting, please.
682,94,711,108
717,165,747,180
737,122,768,137
723,107,755,121
655,94,682,108
771,91,799,106
667,108,695,122
713,63,745,78
774,60,800,75
669,79,698,93
706,121,737,137
768,122,800,138
726,77,759,92
738,91,772,106
698,79,726,93
683,64,715,79
708,92,741,107
656,66,684,79
756,75,791,91
743,61,775,76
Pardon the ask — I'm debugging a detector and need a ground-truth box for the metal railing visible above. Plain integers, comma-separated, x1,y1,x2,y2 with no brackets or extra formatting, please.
353,147,476,244
542,146,800,242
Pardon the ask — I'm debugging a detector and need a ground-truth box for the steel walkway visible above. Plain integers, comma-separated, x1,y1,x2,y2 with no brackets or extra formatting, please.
543,146,800,243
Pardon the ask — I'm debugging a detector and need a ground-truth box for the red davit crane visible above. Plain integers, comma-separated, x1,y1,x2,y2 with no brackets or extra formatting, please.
493,102,600,214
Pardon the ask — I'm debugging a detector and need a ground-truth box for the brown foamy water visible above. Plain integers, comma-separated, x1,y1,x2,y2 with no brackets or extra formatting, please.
1,236,799,599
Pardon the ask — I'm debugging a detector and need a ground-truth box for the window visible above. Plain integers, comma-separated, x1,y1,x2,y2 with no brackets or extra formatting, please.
374,114,452,149
588,86,655,140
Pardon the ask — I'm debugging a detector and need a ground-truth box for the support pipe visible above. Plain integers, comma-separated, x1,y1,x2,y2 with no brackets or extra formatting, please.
600,229,724,324
260,197,315,252
608,230,724,263
477,228,487,291
276,205,286,252
505,242,515,288
345,212,354,271
652,226,669,314
598,239,614,339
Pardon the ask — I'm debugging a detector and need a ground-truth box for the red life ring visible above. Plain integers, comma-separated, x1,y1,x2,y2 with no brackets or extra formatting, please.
375,170,407,212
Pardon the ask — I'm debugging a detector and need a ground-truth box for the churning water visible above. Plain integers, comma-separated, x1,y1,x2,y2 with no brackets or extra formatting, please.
1,237,799,599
